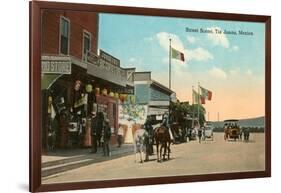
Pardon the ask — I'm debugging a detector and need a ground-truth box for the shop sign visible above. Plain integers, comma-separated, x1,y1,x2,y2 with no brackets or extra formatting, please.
87,52,99,65
41,56,71,74
87,50,133,87
99,49,120,67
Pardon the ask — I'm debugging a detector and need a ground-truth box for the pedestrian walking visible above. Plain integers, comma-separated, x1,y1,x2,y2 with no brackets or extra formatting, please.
117,124,124,147
198,127,203,143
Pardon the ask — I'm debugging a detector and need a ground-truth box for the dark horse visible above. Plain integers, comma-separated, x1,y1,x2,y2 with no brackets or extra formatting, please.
154,126,171,162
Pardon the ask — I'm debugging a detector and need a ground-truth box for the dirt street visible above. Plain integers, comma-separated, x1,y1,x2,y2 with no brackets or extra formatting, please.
43,132,265,184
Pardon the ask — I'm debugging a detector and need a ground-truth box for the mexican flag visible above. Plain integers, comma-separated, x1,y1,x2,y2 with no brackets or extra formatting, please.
171,47,185,62
200,96,206,104
200,86,212,100
193,89,205,104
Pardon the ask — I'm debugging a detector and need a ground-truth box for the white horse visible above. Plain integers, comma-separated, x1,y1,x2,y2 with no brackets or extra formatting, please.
134,128,148,163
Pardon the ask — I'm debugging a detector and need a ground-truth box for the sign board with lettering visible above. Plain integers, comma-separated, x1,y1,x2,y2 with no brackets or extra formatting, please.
87,52,99,65
87,50,129,87
99,49,120,67
41,55,71,74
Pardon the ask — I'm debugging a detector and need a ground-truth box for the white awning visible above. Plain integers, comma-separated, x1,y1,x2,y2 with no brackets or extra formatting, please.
148,107,168,115
148,101,170,106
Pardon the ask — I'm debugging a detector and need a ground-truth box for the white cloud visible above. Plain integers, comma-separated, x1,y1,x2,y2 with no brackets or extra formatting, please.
129,57,136,62
229,68,240,76
156,32,213,63
144,36,154,42
208,67,227,79
232,45,239,51
207,27,230,48
156,32,184,53
185,47,213,62
246,69,253,76
187,36,196,44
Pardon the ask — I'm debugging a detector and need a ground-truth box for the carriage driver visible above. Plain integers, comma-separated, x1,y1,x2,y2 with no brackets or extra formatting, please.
162,112,174,141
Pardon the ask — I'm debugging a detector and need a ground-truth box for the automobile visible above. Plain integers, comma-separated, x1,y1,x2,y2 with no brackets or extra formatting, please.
203,126,214,140
223,119,240,141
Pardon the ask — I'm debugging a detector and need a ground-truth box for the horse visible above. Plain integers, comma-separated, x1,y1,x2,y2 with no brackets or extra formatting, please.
154,126,171,162
134,128,148,163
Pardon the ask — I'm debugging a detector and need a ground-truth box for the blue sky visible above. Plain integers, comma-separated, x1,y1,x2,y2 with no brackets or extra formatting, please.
98,13,265,120
99,13,265,75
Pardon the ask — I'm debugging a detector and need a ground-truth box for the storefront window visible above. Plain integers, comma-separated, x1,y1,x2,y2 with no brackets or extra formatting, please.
83,31,91,61
60,17,70,55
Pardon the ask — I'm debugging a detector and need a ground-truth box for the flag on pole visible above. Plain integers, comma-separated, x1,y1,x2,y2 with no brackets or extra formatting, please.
200,96,206,104
171,47,185,62
193,89,206,105
200,86,212,100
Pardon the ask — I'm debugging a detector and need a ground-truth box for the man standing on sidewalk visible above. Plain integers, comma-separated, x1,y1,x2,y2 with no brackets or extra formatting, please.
102,118,111,156
91,112,99,153
117,124,124,148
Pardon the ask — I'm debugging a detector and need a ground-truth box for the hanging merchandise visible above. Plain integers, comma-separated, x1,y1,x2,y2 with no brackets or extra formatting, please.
114,92,119,100
130,95,136,104
74,94,88,108
95,87,100,95
102,88,108,96
74,80,82,91
47,96,53,114
85,84,93,93
109,91,114,97
119,94,127,103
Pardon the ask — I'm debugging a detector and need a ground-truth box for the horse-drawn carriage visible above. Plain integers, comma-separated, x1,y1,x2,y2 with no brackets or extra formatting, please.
224,119,240,141
170,116,200,143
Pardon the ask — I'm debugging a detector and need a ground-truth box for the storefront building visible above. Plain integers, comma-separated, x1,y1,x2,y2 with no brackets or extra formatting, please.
41,10,135,151
134,72,175,121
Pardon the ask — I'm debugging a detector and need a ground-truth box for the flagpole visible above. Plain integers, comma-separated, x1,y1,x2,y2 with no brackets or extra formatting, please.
169,38,171,89
192,86,195,124
192,86,194,105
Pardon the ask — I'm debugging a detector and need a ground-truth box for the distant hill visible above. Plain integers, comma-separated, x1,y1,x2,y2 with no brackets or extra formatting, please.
211,116,265,129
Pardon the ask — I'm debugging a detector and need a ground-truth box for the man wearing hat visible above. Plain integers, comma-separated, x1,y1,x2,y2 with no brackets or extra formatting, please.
90,111,99,153
102,118,111,156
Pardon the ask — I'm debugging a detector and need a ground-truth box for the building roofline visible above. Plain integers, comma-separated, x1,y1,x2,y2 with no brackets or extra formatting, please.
134,71,151,74
123,67,136,70
151,79,174,94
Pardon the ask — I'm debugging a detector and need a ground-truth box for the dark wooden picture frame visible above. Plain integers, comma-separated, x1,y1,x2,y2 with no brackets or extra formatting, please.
30,1,271,192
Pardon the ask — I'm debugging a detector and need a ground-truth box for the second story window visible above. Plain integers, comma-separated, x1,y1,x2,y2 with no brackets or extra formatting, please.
83,31,91,61
60,17,70,55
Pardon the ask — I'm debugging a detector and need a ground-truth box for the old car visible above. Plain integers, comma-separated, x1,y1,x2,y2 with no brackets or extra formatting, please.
203,126,214,141
223,119,240,141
